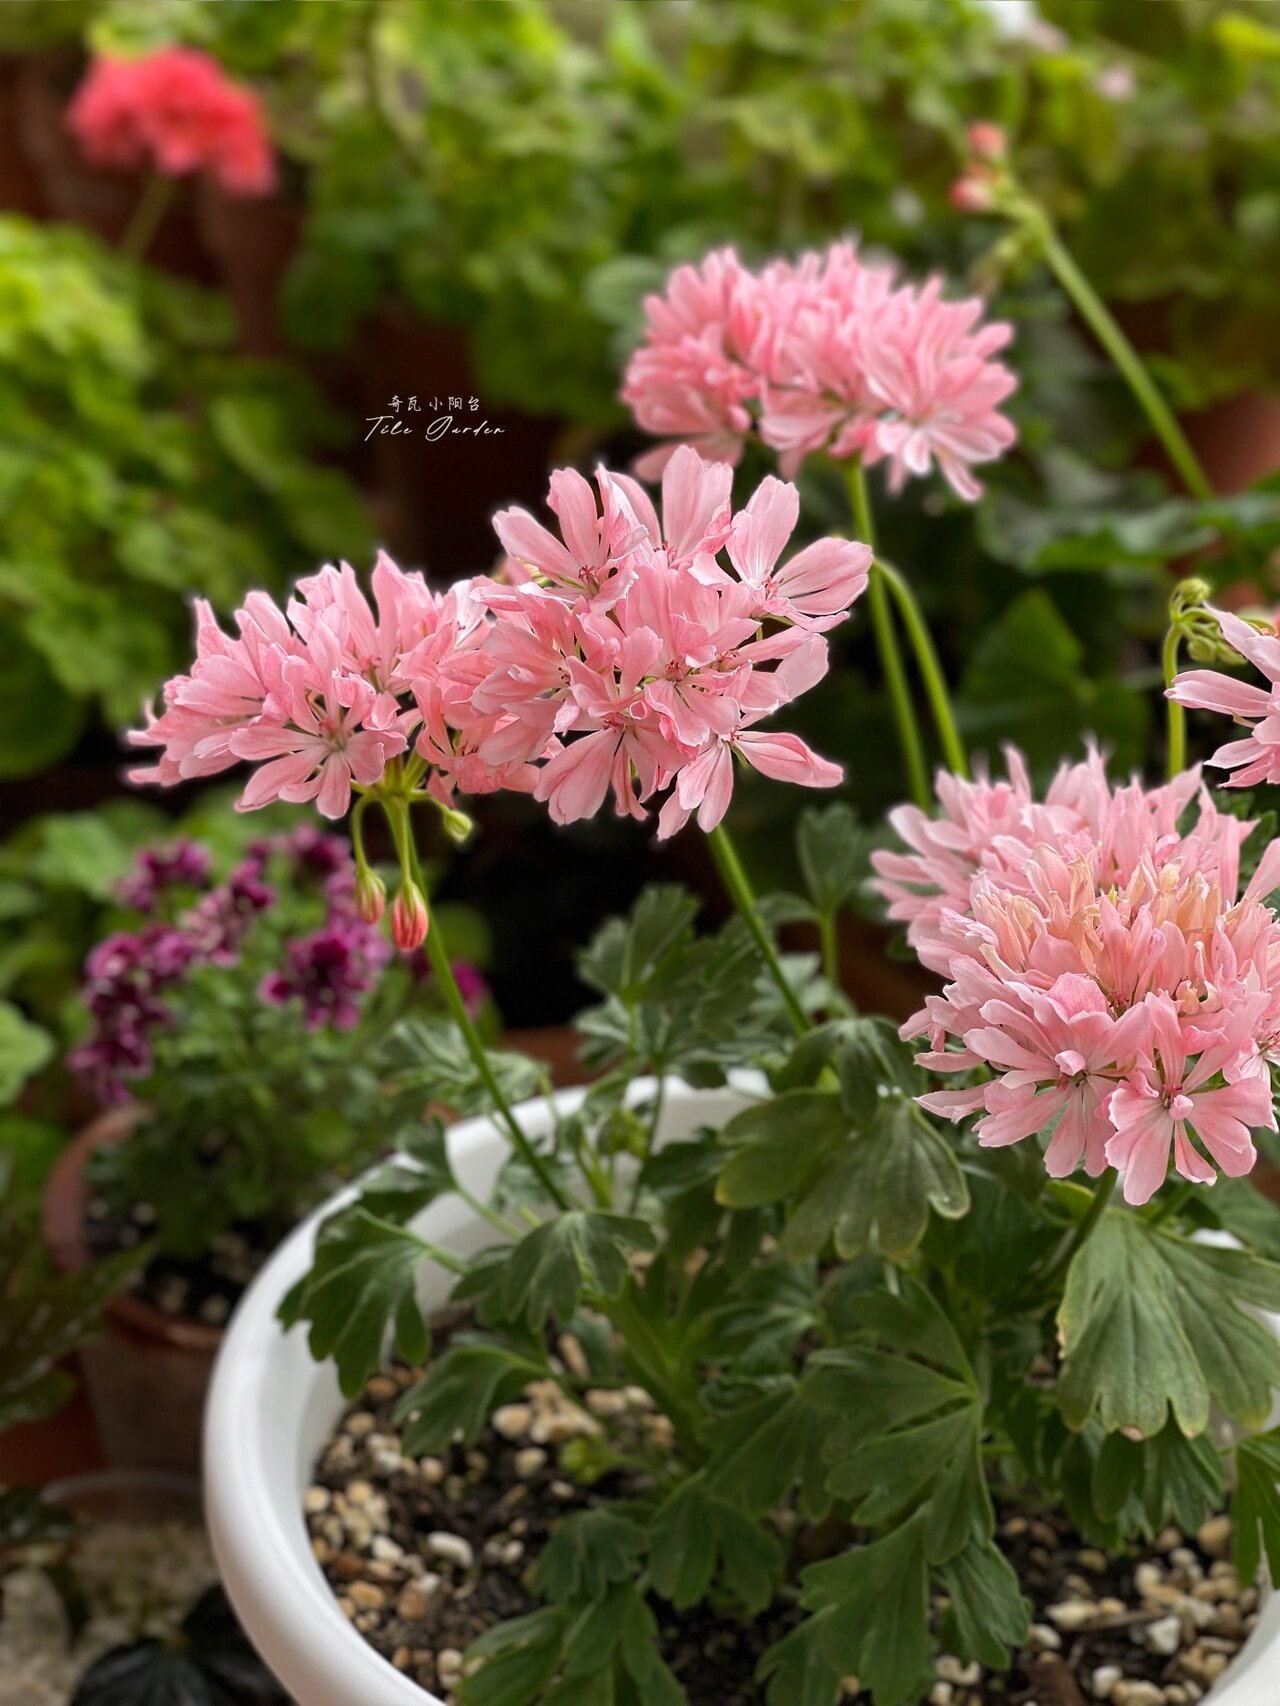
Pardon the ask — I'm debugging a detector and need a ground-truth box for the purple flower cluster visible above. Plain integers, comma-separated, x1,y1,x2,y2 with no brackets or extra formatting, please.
73,828,388,1103
260,918,390,1031
117,839,211,909
70,925,198,1105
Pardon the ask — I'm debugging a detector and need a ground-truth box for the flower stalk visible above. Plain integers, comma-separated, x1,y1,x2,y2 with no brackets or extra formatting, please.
706,824,809,1036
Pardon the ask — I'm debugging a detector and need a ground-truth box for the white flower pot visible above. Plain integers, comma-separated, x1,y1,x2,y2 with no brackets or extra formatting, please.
205,1079,1280,1706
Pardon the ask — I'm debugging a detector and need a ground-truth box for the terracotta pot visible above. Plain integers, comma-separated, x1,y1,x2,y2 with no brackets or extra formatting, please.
506,1023,590,1087
195,177,303,356
42,1109,221,1476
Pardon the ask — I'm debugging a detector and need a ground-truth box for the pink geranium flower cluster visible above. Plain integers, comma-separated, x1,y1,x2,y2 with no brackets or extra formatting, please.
131,449,869,839
622,243,1018,500
1168,607,1280,788
67,48,276,196
873,750,1280,1204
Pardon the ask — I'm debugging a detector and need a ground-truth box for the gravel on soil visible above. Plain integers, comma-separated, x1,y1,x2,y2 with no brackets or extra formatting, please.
309,1357,1258,1706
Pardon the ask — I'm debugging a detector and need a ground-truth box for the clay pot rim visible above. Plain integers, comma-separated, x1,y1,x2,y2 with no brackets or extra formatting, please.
43,1108,224,1355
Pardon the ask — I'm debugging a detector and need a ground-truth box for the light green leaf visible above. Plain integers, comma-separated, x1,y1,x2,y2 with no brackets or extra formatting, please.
0,1001,54,1102
1057,1214,1280,1438
395,1337,548,1456
1232,1427,1280,1586
500,1213,656,1331
532,1508,648,1605
278,1207,430,1397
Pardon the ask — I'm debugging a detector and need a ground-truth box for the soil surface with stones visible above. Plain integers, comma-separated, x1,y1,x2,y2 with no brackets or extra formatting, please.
307,1356,1257,1706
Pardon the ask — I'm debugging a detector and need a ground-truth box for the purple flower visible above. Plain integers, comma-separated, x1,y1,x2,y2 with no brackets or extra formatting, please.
285,824,352,880
260,917,389,1031
70,925,198,1104
183,860,275,963
117,840,212,911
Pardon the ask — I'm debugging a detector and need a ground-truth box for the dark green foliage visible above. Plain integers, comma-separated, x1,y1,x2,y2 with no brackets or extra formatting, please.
70,1587,287,1706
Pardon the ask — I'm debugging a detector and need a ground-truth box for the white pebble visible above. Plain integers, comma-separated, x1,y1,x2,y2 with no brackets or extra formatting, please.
426,1531,474,1571
1146,1613,1182,1656
1091,1668,1122,1701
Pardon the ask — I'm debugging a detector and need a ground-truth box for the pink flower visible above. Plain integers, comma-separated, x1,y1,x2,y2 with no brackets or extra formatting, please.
857,279,1018,501
624,241,1018,497
722,476,871,632
620,248,765,479
134,463,864,842
1168,608,1280,788
882,749,1280,1201
1107,997,1275,1206
67,49,276,196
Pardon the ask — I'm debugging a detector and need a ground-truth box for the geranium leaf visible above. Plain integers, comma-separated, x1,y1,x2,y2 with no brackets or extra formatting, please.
938,1537,1029,1670
647,1475,783,1615
1056,1214,1280,1438
278,1207,430,1398
394,1337,549,1455
1231,1427,1280,1586
784,1098,968,1264
499,1213,656,1331
798,1514,935,1706
532,1508,649,1605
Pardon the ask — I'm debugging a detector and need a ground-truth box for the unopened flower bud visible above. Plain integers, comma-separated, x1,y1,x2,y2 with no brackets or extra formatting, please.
354,865,386,924
391,880,429,951
441,807,475,846
967,121,1008,161
950,175,996,215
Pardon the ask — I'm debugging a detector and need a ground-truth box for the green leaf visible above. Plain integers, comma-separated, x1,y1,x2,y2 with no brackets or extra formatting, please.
0,1001,54,1101
1232,1427,1280,1586
956,589,1148,777
500,1213,656,1331
809,1284,989,1565
647,1475,784,1615
785,1097,968,1264
796,803,868,921
379,1017,541,1118
278,1207,430,1398
0,623,85,779
716,1090,849,1206
532,1508,648,1605
1057,1214,1280,1438
938,1538,1029,1670
756,1615,842,1706
1091,1419,1224,1538
703,1379,831,1522
798,1514,935,1706
459,1609,568,1706
395,1337,548,1456
577,884,700,1003
0,1230,142,1432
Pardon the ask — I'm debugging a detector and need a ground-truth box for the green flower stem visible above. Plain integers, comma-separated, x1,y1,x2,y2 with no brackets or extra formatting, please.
845,463,930,809
1038,227,1213,503
1162,623,1187,780
707,824,809,1036
385,796,572,1212
119,174,176,265
877,558,969,780
1047,1170,1118,1284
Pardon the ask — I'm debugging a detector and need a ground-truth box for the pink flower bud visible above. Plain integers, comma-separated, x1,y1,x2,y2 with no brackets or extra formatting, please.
950,175,996,214
354,866,386,925
391,881,429,952
967,121,1007,161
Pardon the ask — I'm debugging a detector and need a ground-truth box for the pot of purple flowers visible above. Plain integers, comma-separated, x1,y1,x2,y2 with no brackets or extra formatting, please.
43,826,493,1473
